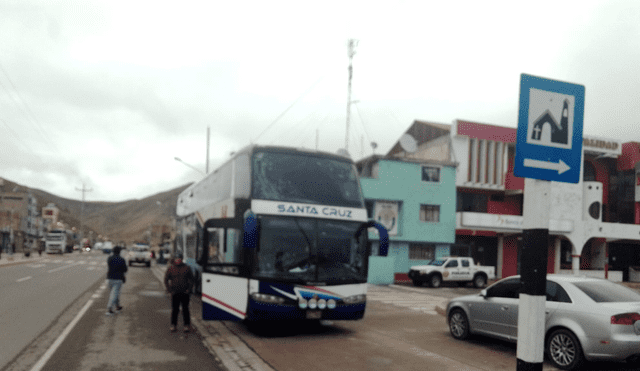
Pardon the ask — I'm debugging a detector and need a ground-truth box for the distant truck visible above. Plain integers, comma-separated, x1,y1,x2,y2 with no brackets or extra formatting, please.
45,229,72,254
408,257,495,288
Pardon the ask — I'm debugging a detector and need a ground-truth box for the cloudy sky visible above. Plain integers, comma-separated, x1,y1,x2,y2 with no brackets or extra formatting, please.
0,0,638,202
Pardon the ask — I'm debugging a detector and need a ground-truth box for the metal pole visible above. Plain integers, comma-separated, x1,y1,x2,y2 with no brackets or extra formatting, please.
75,183,93,241
345,39,357,152
516,178,550,371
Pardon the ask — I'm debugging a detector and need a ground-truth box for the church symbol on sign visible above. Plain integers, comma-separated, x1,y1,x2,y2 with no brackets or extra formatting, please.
530,100,570,146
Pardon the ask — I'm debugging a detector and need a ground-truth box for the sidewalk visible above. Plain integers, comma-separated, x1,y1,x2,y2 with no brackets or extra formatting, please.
151,262,276,371
0,251,46,267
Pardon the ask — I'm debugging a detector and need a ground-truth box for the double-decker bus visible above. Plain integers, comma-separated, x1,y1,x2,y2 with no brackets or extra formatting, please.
175,145,388,322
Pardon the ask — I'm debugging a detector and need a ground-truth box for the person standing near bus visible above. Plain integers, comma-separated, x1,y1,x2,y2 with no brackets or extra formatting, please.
106,246,127,315
164,252,195,333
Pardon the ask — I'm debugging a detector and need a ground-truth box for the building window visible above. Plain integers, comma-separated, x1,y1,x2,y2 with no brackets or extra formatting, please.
420,204,440,222
422,166,440,182
409,243,435,260
457,192,487,212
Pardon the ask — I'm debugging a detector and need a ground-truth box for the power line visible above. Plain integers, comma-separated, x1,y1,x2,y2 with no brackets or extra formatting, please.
254,77,324,143
0,61,59,151
0,118,37,154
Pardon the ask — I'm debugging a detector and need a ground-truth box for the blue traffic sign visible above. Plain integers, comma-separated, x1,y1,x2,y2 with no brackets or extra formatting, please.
514,74,585,183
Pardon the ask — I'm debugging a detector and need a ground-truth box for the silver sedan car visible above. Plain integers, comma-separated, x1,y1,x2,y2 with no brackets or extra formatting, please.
446,274,640,370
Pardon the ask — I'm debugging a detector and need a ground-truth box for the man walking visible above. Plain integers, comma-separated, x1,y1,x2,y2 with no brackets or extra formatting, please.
106,246,127,315
164,252,195,332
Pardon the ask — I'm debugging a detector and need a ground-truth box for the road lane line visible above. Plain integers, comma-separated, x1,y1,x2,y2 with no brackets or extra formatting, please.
29,298,94,371
48,263,80,273
17,276,32,282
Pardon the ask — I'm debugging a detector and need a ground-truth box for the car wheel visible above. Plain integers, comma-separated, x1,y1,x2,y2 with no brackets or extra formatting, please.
448,309,470,340
430,274,442,288
473,274,487,288
146,261,151,267
547,329,583,370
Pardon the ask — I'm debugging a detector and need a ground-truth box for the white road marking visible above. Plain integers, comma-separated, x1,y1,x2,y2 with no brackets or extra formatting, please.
27,264,46,268
17,276,32,282
29,298,94,371
48,263,81,273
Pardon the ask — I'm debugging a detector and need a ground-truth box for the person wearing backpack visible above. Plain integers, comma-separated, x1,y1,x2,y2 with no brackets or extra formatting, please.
164,252,195,333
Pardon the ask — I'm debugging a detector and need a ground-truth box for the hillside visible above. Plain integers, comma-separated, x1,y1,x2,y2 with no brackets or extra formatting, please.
2,178,191,243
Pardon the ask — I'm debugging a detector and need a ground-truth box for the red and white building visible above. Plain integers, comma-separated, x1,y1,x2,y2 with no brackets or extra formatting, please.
389,119,640,281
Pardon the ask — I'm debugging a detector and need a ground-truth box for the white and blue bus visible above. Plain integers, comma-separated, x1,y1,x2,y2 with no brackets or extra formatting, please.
175,145,388,322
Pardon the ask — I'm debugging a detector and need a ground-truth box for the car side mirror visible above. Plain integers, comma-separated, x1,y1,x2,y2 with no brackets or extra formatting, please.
480,289,488,298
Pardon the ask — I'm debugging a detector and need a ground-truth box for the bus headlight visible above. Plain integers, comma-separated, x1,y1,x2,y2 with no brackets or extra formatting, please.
251,293,285,304
308,298,317,309
298,298,308,309
317,299,327,309
327,299,337,309
342,294,366,304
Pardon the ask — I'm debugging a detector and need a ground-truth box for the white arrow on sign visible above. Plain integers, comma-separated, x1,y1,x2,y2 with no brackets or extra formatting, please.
523,158,570,174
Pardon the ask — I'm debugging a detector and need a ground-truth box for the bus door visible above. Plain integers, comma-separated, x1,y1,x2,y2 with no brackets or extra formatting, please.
201,221,249,321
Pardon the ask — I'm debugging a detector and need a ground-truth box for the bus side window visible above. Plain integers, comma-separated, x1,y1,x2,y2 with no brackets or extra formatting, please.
207,228,222,264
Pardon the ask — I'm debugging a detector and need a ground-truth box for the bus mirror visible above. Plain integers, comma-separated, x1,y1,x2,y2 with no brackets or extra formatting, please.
243,210,258,249
366,221,389,257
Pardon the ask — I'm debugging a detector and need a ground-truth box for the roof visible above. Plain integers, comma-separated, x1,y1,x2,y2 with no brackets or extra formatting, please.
387,120,451,156
455,120,517,143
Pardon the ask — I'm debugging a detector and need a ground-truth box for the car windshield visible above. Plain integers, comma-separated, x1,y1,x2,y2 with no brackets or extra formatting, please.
572,280,640,303
254,216,368,283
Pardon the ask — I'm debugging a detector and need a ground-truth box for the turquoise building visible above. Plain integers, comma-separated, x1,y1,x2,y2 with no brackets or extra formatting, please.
357,155,457,284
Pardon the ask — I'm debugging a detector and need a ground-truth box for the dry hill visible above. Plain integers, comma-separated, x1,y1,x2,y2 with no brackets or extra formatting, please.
2,179,191,243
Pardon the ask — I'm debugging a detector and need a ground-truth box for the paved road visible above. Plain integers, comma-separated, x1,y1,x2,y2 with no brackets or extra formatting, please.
217,284,640,371
0,252,106,370
14,259,225,371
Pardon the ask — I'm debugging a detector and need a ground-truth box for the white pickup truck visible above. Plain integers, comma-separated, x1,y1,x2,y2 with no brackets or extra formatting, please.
127,244,152,267
408,257,495,288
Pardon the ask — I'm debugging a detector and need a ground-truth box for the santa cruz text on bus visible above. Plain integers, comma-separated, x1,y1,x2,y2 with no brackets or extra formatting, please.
276,204,353,218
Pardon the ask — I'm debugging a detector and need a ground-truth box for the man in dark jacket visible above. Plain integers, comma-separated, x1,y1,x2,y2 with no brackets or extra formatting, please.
164,252,195,332
106,246,128,315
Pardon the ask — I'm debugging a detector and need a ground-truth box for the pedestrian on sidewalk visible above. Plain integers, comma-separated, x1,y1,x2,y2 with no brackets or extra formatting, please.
106,246,127,315
164,252,195,333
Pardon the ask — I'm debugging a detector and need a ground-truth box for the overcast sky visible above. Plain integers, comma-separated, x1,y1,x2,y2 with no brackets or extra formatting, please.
1,0,638,202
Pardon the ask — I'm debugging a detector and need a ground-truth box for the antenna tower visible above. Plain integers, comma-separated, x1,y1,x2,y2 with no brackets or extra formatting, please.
345,39,358,152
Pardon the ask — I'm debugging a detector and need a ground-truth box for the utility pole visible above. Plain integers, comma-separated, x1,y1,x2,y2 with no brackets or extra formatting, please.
75,183,93,241
345,39,358,153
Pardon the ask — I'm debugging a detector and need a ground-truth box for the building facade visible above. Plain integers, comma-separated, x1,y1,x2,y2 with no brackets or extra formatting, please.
387,119,640,282
357,154,457,284
0,190,41,253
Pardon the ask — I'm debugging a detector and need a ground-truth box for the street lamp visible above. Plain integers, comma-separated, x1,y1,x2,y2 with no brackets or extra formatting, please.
174,157,205,176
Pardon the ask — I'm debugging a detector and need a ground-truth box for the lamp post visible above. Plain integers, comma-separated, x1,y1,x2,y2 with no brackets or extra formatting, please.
174,157,205,176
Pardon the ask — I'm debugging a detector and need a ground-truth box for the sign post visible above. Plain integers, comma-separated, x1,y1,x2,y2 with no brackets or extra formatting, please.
514,74,585,371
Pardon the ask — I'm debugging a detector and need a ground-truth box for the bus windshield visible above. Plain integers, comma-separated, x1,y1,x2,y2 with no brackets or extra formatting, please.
252,150,364,208
255,216,368,283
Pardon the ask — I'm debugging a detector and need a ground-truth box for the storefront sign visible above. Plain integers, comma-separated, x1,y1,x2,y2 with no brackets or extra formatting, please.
582,135,621,156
